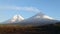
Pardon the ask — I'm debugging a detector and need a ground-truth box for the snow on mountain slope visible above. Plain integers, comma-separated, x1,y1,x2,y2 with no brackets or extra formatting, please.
3,14,24,24
11,14,24,22
32,12,54,20
18,12,59,26
2,12,59,26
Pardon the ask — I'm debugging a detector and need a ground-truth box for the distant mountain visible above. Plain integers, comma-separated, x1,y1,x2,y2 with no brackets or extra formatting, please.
3,14,24,24
2,12,60,26
17,12,59,26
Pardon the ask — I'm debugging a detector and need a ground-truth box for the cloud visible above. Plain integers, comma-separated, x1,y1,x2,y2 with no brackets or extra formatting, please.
0,6,40,12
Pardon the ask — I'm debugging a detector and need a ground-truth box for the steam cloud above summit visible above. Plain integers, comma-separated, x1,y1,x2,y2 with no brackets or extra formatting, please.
0,6,40,12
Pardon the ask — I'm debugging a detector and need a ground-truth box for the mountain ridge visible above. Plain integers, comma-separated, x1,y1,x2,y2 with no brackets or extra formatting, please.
2,12,60,26
15,12,59,26
2,14,24,24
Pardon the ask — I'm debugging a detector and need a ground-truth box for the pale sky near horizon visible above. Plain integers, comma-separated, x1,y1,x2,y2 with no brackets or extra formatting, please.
0,0,60,22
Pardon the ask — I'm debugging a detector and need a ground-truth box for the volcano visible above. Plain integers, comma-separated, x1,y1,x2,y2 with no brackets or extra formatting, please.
18,12,59,26
2,12,59,26
3,14,24,24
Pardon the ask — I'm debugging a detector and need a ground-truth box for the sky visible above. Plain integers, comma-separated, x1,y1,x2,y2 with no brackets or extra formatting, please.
0,0,60,22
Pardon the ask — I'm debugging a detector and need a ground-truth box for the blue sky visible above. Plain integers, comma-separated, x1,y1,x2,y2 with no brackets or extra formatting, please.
0,0,60,22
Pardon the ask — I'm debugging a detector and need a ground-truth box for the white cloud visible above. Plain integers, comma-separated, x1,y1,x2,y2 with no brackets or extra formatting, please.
0,6,40,12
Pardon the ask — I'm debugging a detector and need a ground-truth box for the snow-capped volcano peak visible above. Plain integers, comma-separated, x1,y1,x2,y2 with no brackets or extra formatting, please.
11,14,24,22
12,14,24,20
18,12,58,26
34,12,54,20
4,14,24,23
